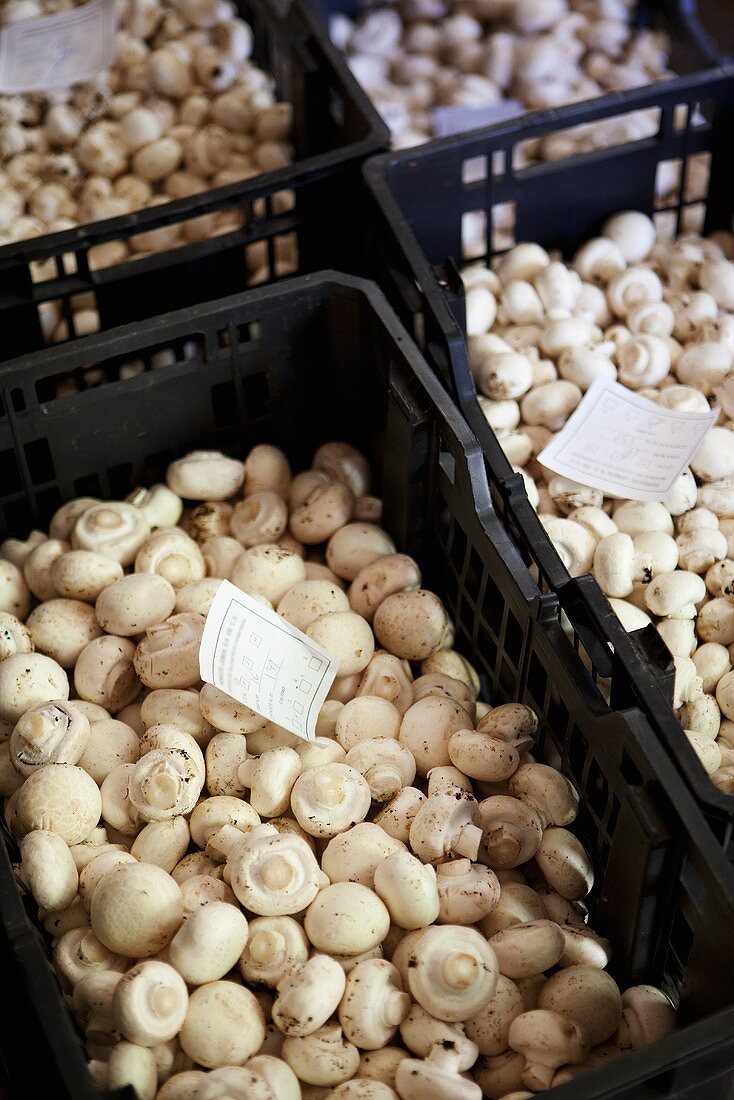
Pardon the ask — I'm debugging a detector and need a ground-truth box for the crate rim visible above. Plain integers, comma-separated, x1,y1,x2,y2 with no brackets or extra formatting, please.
0,0,389,271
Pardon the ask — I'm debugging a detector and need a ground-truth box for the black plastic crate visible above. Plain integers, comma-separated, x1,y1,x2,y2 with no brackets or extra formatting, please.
2,272,734,1097
363,66,734,855
0,0,388,364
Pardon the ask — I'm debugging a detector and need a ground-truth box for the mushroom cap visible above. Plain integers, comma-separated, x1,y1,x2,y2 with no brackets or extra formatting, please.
508,764,578,828
20,829,78,911
91,862,183,958
199,682,268,736
321,822,405,888
166,451,245,501
272,955,347,1037
394,1046,482,1100
339,958,411,1050
306,611,375,677
230,543,306,604
238,914,309,987
50,550,124,602
373,590,451,661
168,901,248,985
277,579,350,633
436,860,500,925
373,848,440,930
327,525,396,582
479,883,549,937
305,882,390,955
539,966,622,1046
448,729,519,783
96,574,176,636
17,763,101,844
535,827,593,900
290,762,371,838
488,920,565,978
112,960,189,1046
27,598,103,667
73,502,150,565
78,718,140,785
228,824,323,915
0,653,69,724
335,696,402,752
313,442,370,498
281,1024,360,1087
74,635,140,711
133,613,204,689
11,700,90,775
0,612,33,661
464,973,524,1057
403,925,499,1022
399,696,469,776
130,815,190,872
348,554,421,622
290,481,355,544
179,980,265,1067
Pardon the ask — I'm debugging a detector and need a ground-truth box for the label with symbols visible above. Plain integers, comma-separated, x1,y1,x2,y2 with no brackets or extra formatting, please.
538,378,719,501
199,580,340,742
0,0,117,94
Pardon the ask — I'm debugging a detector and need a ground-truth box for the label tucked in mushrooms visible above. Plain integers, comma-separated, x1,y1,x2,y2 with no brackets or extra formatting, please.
538,379,720,502
199,580,339,741
0,0,117,94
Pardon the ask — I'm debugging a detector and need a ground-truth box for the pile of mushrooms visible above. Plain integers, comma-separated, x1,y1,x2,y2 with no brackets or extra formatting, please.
0,441,676,1099
0,0,296,342
462,209,734,791
330,0,674,152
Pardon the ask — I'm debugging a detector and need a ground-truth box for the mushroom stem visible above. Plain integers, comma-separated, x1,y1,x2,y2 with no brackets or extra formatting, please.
249,931,285,965
366,763,401,799
385,990,411,1026
261,856,296,891
425,1045,463,1073
238,758,257,788
93,510,125,531
149,984,179,1019
78,931,111,967
143,622,175,653
442,951,479,990
313,771,345,808
143,770,180,810
455,822,482,860
485,826,522,866
437,858,472,878
524,1063,555,1091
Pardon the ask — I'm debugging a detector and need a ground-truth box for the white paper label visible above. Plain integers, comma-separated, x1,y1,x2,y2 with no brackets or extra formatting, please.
432,100,524,139
199,581,339,742
0,0,117,94
538,379,719,502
